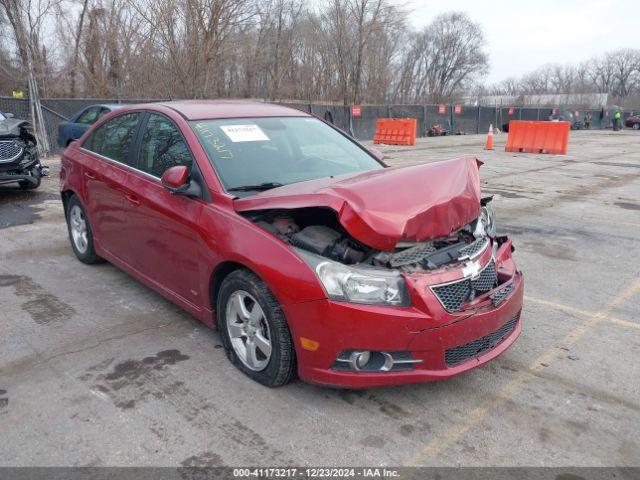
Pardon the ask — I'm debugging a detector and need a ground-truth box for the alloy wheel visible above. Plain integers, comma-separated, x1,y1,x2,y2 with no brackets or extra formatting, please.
69,205,88,254
225,290,272,371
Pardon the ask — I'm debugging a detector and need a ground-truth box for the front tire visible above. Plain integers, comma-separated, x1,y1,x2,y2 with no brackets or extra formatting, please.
217,270,296,387
18,177,41,190
18,171,41,190
65,195,103,264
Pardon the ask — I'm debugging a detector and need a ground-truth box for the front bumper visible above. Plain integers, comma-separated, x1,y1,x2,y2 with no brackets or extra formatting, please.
285,241,524,388
0,160,49,186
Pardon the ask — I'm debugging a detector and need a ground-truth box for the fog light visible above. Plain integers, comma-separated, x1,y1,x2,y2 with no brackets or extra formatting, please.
349,350,371,371
333,350,423,372
380,352,394,372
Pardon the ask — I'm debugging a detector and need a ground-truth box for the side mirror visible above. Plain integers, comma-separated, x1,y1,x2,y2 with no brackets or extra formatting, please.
367,146,384,162
161,165,204,198
161,165,190,194
5,112,14,119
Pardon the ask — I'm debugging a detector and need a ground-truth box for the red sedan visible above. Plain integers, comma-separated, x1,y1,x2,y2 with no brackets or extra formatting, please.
60,100,523,388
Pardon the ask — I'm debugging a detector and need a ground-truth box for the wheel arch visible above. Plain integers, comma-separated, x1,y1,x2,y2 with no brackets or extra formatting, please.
209,261,252,316
60,188,78,214
209,259,298,386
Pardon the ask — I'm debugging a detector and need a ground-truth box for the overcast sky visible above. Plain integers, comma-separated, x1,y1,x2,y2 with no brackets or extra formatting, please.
397,0,638,84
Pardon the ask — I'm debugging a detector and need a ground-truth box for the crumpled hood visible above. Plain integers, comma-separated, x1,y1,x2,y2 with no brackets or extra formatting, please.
0,118,30,138
234,156,483,251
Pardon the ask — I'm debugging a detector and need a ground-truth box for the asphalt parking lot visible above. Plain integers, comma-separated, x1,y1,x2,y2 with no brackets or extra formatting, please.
1,130,639,467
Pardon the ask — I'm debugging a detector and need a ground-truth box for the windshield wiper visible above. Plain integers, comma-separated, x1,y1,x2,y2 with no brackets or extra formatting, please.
227,182,285,192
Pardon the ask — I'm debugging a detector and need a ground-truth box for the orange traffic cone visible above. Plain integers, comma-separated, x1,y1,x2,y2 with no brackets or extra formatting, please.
484,124,494,150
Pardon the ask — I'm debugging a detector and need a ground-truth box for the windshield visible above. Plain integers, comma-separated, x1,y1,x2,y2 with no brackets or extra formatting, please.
191,117,383,193
0,112,5,120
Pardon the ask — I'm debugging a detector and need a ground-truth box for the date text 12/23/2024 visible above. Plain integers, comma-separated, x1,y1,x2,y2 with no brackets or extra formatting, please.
232,468,400,478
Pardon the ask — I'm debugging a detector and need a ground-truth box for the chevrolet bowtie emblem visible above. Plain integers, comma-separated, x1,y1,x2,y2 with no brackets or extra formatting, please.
462,260,482,280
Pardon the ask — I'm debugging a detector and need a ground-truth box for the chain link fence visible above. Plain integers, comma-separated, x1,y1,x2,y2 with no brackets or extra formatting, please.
1,96,636,153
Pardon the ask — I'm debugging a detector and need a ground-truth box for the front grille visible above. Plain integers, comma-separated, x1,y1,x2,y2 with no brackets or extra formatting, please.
471,260,498,292
391,237,488,268
431,260,498,312
491,283,514,307
445,312,519,366
390,243,436,267
458,237,489,259
0,140,23,163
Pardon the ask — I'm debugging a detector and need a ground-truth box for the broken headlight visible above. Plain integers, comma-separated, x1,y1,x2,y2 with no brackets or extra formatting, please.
296,249,410,307
474,205,496,239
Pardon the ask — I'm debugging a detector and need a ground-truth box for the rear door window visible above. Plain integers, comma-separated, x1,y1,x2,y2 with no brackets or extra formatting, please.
76,107,102,125
83,112,140,166
97,107,111,121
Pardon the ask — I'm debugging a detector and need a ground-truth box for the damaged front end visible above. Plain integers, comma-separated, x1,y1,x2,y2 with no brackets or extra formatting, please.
242,196,515,314
0,118,49,189
244,207,409,306
236,157,519,314
236,157,522,384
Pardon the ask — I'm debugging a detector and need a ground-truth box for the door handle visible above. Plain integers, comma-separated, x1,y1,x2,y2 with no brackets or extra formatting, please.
125,194,141,206
84,171,96,180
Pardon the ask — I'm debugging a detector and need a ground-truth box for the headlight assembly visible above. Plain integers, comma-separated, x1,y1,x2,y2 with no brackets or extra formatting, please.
482,204,496,238
296,249,410,307
474,205,496,239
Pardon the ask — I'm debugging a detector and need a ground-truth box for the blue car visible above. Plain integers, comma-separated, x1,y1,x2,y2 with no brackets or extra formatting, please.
57,104,122,148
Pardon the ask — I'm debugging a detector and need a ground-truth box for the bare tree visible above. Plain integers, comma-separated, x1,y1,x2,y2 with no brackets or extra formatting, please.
0,0,31,71
394,12,488,103
487,49,640,106
68,0,89,96
609,48,640,100
5,1,640,107
587,54,616,94
0,8,25,92
317,0,404,104
427,12,488,102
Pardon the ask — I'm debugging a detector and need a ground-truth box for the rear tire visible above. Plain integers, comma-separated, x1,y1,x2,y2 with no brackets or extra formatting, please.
217,269,296,387
65,195,103,264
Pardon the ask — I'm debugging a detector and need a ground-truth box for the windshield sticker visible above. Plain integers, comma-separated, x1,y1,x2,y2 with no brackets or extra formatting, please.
220,124,269,142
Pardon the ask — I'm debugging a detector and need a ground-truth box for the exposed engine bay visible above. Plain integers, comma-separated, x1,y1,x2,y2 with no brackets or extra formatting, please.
236,158,512,310
244,197,497,274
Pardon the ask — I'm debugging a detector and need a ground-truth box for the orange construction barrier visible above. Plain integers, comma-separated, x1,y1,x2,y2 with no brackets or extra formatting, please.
373,118,417,146
505,120,570,155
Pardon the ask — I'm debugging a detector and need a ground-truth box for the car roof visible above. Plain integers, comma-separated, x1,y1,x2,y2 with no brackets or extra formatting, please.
78,104,122,112
151,100,311,121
